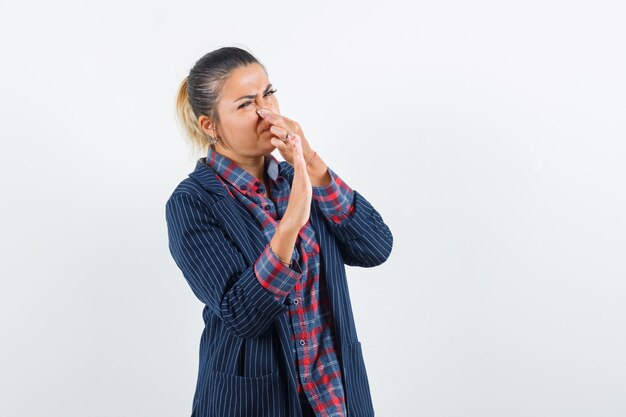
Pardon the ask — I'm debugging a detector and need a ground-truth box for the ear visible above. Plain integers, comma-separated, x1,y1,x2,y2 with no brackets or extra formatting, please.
198,114,218,137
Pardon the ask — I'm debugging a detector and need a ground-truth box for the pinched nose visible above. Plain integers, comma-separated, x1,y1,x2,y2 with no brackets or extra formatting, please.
257,108,270,119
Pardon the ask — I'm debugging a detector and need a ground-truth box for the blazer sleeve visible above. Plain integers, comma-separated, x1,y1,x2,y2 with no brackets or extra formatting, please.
165,192,292,339
281,161,393,268
320,186,394,268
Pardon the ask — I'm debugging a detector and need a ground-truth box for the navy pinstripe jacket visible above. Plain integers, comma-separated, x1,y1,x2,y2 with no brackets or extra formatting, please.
165,156,393,417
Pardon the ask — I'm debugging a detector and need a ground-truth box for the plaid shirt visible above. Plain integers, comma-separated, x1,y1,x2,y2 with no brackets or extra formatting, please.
205,146,355,417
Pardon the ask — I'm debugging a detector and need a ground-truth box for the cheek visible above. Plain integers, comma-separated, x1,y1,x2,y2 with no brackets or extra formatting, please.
270,98,280,114
243,109,261,128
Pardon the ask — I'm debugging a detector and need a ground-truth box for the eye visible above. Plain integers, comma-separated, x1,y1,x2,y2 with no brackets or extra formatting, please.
238,88,278,109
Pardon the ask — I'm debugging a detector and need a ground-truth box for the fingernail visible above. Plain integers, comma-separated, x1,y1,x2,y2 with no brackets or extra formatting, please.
257,108,270,118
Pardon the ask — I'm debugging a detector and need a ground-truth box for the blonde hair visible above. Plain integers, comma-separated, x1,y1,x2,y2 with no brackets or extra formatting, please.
174,46,266,158
175,76,215,157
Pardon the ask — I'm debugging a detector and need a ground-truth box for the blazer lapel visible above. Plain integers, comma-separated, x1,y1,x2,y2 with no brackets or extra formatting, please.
188,158,267,264
187,157,228,197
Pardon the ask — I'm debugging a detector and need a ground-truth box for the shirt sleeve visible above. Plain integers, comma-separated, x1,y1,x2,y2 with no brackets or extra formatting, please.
312,166,355,224
254,242,303,303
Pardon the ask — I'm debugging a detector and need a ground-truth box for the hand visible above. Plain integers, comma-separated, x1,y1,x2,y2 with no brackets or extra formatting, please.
257,108,315,166
281,132,312,231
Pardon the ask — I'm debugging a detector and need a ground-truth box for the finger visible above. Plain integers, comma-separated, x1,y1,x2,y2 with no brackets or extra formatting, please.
270,137,286,150
269,125,293,140
257,108,293,135
271,137,294,161
281,115,299,133
281,115,298,132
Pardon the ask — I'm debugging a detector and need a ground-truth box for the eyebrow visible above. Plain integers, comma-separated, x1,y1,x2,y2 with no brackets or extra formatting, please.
233,84,273,102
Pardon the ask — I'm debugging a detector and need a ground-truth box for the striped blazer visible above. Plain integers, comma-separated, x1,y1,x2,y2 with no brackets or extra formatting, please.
165,157,394,417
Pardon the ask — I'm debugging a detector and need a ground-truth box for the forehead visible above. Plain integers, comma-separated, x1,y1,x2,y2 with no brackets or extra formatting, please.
222,63,269,96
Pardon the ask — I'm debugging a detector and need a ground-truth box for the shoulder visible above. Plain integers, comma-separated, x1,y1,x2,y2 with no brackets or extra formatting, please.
165,176,226,213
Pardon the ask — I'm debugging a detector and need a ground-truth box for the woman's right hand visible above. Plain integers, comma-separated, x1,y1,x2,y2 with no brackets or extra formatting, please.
281,133,312,232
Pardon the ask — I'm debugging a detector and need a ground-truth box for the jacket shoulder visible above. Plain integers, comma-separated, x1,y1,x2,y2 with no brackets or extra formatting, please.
165,176,225,212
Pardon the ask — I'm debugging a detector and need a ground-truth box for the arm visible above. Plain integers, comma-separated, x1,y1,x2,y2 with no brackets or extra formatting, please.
282,161,394,267
320,187,394,268
311,166,356,224
165,192,300,339
254,221,304,304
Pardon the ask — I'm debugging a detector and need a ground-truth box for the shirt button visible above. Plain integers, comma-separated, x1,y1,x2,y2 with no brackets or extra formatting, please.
299,340,305,346
264,205,271,210
304,377,310,383
293,298,299,305
239,185,246,190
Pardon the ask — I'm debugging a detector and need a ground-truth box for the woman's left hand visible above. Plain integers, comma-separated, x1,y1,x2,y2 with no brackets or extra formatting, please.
258,108,315,166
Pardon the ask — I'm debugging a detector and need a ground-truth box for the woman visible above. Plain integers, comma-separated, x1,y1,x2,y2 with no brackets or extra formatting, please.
166,46,393,417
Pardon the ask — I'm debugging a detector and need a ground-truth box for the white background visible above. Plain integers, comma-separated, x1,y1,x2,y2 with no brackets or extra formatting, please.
1,1,625,416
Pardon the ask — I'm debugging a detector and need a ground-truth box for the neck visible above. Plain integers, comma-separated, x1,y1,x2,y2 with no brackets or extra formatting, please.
215,145,266,182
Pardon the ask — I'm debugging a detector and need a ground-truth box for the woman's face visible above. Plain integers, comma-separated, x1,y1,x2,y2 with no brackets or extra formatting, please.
209,63,280,157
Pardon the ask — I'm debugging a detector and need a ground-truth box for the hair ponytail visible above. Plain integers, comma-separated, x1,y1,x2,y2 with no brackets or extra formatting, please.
175,76,213,157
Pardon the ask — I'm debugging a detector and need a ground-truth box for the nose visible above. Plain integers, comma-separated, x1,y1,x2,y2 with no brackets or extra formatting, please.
255,98,275,112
